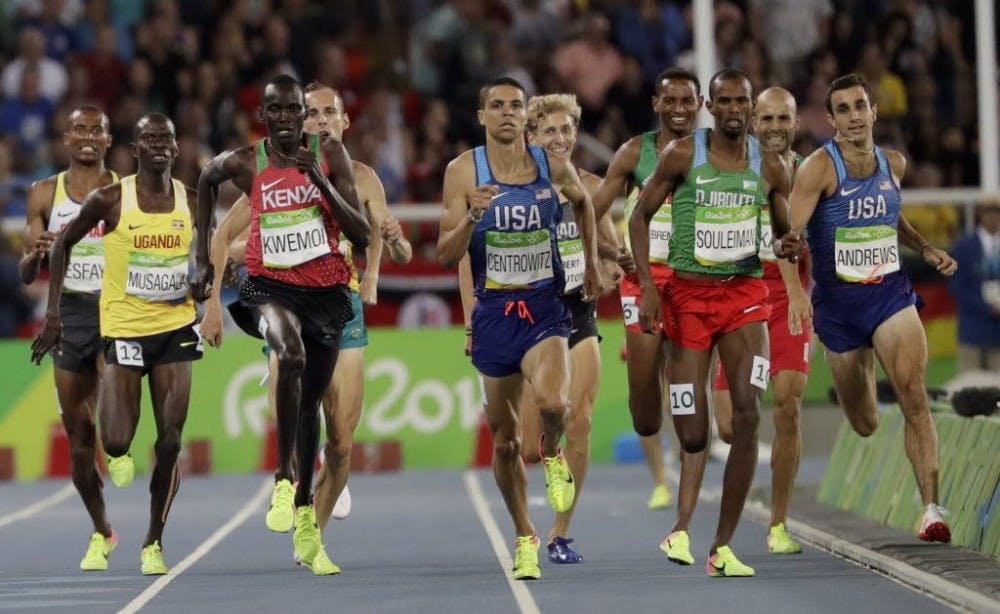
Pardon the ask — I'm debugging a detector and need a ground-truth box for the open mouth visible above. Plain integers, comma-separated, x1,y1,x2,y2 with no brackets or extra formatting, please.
669,115,689,127
78,145,97,155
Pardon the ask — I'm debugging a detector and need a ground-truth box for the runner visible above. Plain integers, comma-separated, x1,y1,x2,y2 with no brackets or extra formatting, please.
439,77,601,580
784,73,956,543
712,86,811,555
192,74,370,575
590,67,703,511
20,105,120,571
32,113,202,575
630,68,799,577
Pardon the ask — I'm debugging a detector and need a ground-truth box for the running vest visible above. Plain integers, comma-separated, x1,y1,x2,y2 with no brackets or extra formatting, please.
244,135,351,287
100,175,195,337
338,233,361,293
622,131,673,263
468,145,564,296
759,154,806,282
48,170,119,294
669,129,766,277
556,190,584,295
808,141,902,287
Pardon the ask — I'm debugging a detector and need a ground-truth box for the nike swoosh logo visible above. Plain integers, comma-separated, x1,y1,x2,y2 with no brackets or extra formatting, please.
840,186,862,196
743,305,761,314
179,341,198,348
261,178,285,191
491,191,511,201
695,176,720,185
128,224,144,230
56,211,75,218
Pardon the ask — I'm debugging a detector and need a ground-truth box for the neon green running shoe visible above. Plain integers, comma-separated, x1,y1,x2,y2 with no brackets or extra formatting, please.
140,541,168,575
302,546,341,576
542,453,575,513
659,530,694,565
107,454,134,488
80,531,117,571
767,523,802,554
293,506,321,566
705,545,755,577
512,535,541,580
265,479,296,533
647,484,673,510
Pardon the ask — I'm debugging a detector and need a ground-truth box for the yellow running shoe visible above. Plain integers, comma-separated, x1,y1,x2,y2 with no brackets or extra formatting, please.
80,531,117,571
140,541,168,575
293,506,321,566
659,530,694,565
512,535,541,580
647,484,673,510
767,523,802,554
705,545,754,577
542,453,575,513
303,546,341,576
107,454,134,488
265,479,296,533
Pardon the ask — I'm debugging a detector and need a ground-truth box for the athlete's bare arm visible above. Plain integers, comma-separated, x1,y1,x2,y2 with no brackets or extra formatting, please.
549,153,601,300
761,151,799,260
458,254,476,356
31,184,123,363
591,136,641,220
438,152,492,267
193,147,254,300
787,149,836,236
357,162,411,266
317,138,369,250
200,196,252,347
19,177,57,284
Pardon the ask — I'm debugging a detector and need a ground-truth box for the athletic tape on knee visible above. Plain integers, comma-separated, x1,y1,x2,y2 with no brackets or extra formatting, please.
669,383,696,415
750,355,770,390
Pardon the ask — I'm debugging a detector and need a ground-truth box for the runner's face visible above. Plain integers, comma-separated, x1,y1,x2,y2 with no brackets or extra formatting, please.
827,85,876,144
753,97,797,154
478,85,527,144
133,119,177,173
707,78,753,138
653,80,700,136
64,109,111,166
529,111,576,159
305,88,348,142
261,84,306,147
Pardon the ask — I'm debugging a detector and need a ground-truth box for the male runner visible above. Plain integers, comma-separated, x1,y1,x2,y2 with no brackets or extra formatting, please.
590,67,703,511
200,82,412,537
439,77,601,580
784,73,956,543
193,74,370,575
20,105,120,571
711,86,811,556
631,69,798,577
32,113,202,575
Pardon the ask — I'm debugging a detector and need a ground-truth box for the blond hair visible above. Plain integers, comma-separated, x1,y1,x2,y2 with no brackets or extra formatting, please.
526,93,582,133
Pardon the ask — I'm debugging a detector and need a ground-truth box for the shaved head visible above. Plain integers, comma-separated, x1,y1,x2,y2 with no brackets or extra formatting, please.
756,87,797,115
753,87,799,155
133,112,175,141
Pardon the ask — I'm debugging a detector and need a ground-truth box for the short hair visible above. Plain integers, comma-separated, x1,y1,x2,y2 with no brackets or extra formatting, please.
132,112,175,141
69,104,109,130
303,81,343,107
708,68,752,100
654,67,701,96
825,73,874,114
261,73,302,98
478,77,526,109
526,93,581,132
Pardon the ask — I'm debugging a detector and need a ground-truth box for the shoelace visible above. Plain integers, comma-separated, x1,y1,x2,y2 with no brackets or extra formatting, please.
503,300,535,324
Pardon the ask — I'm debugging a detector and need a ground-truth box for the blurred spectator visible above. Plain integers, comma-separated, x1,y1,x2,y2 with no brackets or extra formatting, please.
948,200,1000,373
1,26,68,102
0,137,34,216
0,63,56,159
552,11,624,128
73,23,127,111
16,0,77,62
749,0,832,85
611,0,687,87
0,231,32,337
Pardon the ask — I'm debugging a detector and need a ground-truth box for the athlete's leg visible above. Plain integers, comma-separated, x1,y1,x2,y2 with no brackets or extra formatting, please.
294,337,338,508
259,303,306,484
55,367,110,536
98,364,143,460
316,347,364,531
144,361,191,547
712,322,768,552
825,346,878,436
627,330,670,487
872,307,939,505
518,383,541,464
521,336,571,459
482,372,534,537
769,369,806,527
548,336,599,541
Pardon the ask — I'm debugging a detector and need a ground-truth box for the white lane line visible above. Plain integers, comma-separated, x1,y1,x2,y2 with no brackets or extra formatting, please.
462,470,541,614
0,483,75,530
118,478,272,614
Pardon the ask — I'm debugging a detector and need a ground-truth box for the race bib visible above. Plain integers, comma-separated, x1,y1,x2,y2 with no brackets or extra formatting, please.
559,238,584,293
649,205,673,263
126,252,188,301
757,209,776,262
260,206,331,269
484,229,554,289
669,383,696,416
621,295,639,326
65,241,104,293
694,206,758,266
114,339,143,367
834,225,900,282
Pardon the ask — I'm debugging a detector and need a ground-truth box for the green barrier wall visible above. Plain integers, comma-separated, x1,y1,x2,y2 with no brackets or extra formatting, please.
819,411,1000,559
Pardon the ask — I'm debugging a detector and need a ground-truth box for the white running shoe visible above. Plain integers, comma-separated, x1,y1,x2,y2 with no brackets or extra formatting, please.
918,503,951,543
332,485,351,519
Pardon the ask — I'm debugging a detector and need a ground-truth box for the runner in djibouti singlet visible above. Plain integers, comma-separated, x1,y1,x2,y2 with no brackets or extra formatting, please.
668,128,764,278
468,144,570,377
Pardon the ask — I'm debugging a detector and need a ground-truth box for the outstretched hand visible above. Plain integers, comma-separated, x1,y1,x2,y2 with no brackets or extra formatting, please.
30,317,62,365
190,262,215,302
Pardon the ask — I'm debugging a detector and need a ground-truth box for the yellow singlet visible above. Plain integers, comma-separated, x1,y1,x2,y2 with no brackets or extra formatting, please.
99,175,195,337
